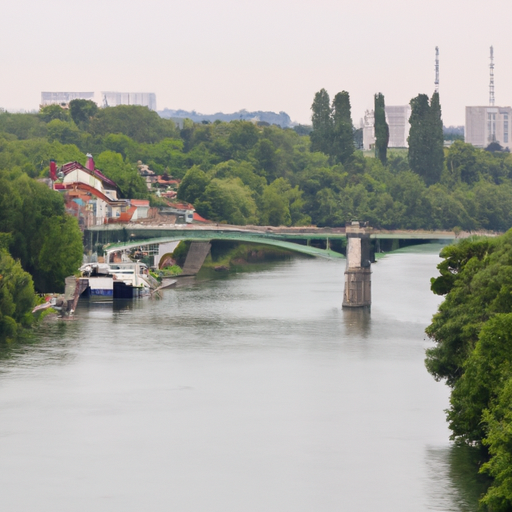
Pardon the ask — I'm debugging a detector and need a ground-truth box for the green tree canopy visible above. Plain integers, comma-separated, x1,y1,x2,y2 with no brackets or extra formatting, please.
39,104,70,123
426,231,512,508
374,93,389,164
177,165,210,204
195,178,258,225
68,99,99,128
90,105,178,143
331,91,354,164
408,93,445,185
0,247,35,341
310,89,333,155
95,151,148,199
0,172,83,292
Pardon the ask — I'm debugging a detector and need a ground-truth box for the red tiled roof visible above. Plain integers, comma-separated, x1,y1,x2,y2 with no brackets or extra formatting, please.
193,212,210,222
60,161,118,189
61,182,126,206
130,199,150,207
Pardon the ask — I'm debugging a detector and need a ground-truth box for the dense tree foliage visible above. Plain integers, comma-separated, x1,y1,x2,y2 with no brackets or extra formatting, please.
0,171,83,292
0,241,35,342
310,89,332,156
374,93,389,164
331,91,354,164
426,231,512,509
1,100,512,235
408,92,445,185
310,89,355,164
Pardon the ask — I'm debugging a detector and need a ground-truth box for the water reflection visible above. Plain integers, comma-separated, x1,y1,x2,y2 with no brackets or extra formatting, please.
0,250,482,511
425,444,490,511
342,306,371,338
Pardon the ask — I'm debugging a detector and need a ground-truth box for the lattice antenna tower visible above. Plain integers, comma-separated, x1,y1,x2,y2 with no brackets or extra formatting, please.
434,46,439,94
489,46,495,106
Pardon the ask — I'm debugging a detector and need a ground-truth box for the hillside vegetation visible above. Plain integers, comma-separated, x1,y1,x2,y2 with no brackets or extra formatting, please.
427,231,512,510
1,97,512,231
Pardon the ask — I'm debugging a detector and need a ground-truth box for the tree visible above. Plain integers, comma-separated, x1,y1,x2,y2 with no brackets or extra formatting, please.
408,93,444,185
90,105,177,143
68,99,98,128
0,172,83,292
46,119,81,146
195,178,258,225
331,91,354,164
429,92,445,182
177,165,210,204
95,151,148,199
0,247,35,341
445,140,479,184
374,93,389,164
39,104,70,123
426,231,512,509
310,89,333,155
480,375,512,511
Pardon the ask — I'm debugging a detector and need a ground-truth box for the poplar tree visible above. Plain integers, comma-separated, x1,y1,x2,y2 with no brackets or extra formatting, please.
374,93,389,164
310,89,333,155
408,93,444,185
331,91,354,164
429,92,444,183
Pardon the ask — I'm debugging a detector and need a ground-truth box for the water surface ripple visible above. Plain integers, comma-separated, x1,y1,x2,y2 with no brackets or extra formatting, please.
0,246,483,511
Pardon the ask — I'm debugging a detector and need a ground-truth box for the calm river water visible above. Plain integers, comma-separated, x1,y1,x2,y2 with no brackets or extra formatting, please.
0,245,486,511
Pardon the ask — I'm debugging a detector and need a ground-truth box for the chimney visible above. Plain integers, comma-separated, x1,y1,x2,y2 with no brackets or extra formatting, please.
49,160,57,181
86,153,95,171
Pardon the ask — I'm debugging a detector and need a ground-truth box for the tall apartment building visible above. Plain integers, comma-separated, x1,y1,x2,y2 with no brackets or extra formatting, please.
465,106,511,149
362,105,411,150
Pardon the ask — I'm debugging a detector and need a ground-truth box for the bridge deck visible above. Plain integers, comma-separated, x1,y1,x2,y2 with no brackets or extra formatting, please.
86,224,467,262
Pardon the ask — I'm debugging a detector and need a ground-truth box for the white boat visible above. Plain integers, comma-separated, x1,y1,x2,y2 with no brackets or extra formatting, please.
79,262,151,299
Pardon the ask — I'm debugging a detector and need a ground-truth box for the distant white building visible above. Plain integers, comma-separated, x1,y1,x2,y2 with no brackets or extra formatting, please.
362,110,375,150
101,92,156,110
362,105,411,150
465,106,511,149
41,91,95,107
40,91,157,111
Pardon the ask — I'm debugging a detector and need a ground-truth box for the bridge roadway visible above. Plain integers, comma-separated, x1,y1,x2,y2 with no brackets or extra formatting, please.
85,223,460,261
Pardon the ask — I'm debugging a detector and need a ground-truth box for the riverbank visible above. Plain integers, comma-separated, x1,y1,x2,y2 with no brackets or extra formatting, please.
200,241,299,271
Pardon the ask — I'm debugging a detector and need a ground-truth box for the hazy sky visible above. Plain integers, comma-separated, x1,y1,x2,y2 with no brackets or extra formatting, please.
2,0,511,126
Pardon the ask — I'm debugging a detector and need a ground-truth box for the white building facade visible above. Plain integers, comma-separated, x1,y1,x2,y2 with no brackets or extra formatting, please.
465,106,512,149
101,92,156,110
362,105,411,150
41,91,157,110
41,91,95,107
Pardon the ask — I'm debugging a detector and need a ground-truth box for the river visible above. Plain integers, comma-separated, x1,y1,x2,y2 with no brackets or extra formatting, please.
0,245,486,511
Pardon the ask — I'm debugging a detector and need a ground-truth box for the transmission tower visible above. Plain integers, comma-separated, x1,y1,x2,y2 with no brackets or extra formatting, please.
434,46,439,94
489,46,495,106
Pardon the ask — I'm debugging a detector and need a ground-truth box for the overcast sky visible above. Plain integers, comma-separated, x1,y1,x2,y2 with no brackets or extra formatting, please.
1,0,511,126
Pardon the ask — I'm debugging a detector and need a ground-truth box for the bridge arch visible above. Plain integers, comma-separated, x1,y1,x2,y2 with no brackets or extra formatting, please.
103,233,345,264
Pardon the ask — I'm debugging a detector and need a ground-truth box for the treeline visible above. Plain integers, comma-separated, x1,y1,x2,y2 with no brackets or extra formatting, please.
2,95,512,232
0,171,83,341
426,231,512,510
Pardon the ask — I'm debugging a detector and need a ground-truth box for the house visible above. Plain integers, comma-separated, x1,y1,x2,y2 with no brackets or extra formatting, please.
130,199,150,220
55,154,129,227
160,202,195,224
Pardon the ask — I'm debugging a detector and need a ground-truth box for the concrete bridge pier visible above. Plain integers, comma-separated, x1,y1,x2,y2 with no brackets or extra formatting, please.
342,221,372,308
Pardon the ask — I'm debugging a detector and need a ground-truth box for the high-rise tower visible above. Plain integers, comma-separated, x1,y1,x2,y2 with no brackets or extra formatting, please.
434,47,439,94
489,46,495,106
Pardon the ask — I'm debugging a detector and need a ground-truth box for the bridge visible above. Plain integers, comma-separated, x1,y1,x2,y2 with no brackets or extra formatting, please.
84,222,462,307
85,223,459,256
